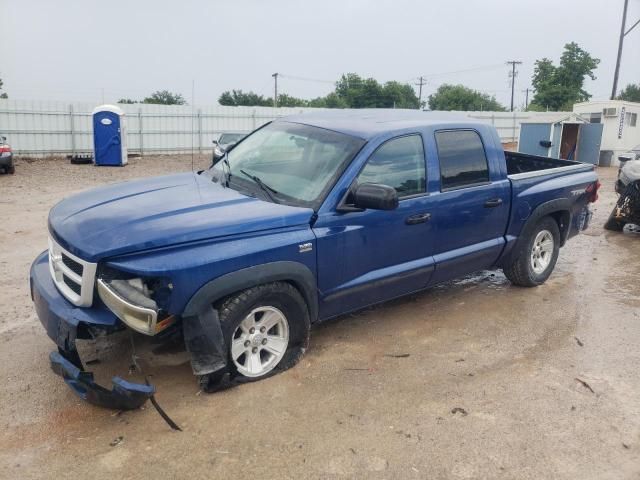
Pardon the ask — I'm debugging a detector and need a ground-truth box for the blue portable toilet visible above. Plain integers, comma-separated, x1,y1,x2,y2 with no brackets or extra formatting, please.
92,105,128,166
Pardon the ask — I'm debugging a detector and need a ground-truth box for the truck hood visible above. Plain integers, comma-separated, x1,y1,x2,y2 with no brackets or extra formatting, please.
49,172,314,262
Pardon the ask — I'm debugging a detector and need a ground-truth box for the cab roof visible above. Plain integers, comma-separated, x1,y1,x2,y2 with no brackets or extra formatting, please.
278,109,483,140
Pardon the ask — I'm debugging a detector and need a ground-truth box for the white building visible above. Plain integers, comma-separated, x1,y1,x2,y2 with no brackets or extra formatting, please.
573,100,640,166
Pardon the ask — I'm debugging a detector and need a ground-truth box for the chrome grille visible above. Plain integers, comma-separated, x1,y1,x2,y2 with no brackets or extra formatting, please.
48,237,97,307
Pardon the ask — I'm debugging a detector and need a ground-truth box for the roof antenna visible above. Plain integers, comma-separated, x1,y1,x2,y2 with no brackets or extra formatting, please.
191,79,195,172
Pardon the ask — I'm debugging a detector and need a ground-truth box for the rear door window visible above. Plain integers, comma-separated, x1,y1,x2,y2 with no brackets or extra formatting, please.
435,130,489,190
357,135,426,198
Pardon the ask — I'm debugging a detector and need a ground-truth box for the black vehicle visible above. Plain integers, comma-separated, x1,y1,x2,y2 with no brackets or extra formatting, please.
605,154,640,231
0,134,14,174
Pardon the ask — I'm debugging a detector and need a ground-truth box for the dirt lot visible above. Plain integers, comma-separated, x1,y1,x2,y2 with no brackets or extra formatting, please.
1,157,639,479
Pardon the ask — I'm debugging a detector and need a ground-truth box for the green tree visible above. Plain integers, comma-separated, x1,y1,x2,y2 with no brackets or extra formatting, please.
217,73,419,109
335,74,384,108
382,81,420,109
617,83,640,102
142,90,186,105
427,84,505,111
323,92,349,108
0,76,7,99
305,92,348,108
218,89,272,107
529,42,600,111
276,93,307,107
334,73,419,108
117,98,137,104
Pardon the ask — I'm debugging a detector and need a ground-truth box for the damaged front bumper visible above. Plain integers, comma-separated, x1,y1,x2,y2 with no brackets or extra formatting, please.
30,251,155,410
50,351,155,410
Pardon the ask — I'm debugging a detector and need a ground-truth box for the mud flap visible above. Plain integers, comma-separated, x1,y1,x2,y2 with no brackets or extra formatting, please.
50,351,155,410
182,306,227,376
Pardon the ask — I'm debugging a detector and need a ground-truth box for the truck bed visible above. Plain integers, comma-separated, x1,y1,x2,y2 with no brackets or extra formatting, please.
505,151,579,177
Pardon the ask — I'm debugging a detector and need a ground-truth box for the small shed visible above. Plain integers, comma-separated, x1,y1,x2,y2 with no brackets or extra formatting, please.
573,100,640,167
92,104,128,166
518,113,603,165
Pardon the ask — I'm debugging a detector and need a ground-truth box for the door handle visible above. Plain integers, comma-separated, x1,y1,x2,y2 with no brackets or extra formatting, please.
484,198,503,208
405,213,431,225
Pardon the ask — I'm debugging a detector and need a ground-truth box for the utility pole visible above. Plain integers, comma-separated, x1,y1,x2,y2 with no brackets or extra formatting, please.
506,60,522,112
415,76,426,109
522,88,531,110
611,0,640,99
272,73,279,108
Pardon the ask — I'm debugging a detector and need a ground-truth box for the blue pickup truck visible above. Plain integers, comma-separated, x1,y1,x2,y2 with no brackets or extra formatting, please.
30,111,599,409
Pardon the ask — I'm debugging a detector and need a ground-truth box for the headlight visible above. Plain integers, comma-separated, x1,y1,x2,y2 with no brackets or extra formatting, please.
97,277,176,335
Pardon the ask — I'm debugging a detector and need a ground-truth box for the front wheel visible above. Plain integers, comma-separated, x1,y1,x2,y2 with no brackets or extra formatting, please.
503,217,560,287
198,282,310,392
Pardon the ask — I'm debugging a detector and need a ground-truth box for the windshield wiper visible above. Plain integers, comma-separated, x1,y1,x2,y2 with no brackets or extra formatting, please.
239,169,279,203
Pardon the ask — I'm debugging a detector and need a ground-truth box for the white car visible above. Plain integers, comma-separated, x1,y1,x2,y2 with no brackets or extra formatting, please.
618,144,640,165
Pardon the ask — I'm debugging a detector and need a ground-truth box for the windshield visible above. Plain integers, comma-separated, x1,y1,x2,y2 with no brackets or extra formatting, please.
219,133,245,144
214,122,365,207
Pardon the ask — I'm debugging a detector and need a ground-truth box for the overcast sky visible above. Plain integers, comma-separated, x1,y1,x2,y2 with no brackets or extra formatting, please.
1,0,639,109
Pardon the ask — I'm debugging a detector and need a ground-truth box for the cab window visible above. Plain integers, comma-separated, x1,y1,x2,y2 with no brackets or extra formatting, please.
356,135,426,198
435,130,489,190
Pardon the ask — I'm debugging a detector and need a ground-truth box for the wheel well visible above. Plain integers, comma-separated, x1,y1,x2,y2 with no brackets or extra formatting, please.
548,210,570,246
213,280,312,317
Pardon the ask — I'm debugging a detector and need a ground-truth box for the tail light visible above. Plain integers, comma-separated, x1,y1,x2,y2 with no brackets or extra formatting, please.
585,180,601,203
0,145,11,153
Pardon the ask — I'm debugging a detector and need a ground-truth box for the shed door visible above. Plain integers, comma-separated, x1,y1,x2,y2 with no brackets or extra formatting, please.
518,123,552,156
576,123,603,165
550,123,562,158
93,112,122,165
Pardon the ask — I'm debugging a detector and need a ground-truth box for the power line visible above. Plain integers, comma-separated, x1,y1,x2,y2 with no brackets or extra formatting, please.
417,63,505,79
278,73,335,84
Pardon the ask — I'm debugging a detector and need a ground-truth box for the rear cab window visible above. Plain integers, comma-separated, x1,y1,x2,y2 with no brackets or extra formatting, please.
435,130,489,191
356,134,426,198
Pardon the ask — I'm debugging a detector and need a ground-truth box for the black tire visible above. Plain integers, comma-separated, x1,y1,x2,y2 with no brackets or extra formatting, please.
503,217,561,287
8,165,15,174
70,156,93,165
604,205,626,231
198,282,310,393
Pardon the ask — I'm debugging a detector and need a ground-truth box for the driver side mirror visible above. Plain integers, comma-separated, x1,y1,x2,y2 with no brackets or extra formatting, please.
352,183,399,210
211,144,226,166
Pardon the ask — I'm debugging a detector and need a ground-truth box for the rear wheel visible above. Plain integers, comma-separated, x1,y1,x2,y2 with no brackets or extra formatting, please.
503,217,560,287
198,282,310,392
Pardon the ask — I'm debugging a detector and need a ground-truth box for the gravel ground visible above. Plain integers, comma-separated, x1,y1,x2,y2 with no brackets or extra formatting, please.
1,157,639,479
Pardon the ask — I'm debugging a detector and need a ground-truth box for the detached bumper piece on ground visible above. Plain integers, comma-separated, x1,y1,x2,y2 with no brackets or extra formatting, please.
50,350,155,410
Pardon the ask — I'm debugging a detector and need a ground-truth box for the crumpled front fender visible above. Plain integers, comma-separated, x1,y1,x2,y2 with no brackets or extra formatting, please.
50,351,155,410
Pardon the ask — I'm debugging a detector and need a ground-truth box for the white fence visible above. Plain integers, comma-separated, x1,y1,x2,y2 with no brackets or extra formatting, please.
0,99,562,156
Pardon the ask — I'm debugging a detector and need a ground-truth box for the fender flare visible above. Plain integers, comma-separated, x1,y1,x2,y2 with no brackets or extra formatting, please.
181,261,318,376
499,198,572,267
